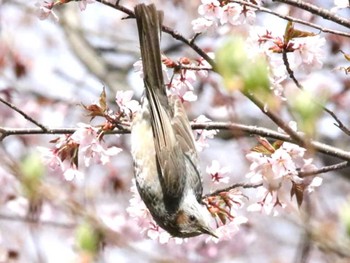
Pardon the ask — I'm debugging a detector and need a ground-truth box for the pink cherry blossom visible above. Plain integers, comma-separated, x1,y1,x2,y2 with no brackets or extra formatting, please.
206,160,230,184
35,1,59,21
291,35,326,72
192,17,214,33
116,90,141,116
71,124,122,166
133,59,170,84
198,0,222,20
192,115,218,151
78,0,95,11
220,3,242,25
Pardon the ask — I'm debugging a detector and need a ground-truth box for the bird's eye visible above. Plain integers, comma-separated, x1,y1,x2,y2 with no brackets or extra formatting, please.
189,215,196,222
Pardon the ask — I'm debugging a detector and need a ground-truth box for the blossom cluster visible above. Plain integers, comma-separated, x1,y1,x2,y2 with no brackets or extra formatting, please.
192,0,259,33
39,124,121,181
36,0,95,21
39,90,139,181
245,123,322,215
134,55,212,103
247,26,326,98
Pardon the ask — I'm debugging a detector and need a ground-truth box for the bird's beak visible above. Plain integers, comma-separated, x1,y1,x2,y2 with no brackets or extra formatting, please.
201,226,218,239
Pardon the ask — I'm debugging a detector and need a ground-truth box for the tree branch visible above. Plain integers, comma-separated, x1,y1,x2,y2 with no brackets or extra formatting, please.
273,0,350,29
2,121,350,161
203,182,263,198
230,0,350,38
0,97,47,131
96,0,215,66
243,92,307,146
0,213,75,229
299,161,350,177
281,48,350,136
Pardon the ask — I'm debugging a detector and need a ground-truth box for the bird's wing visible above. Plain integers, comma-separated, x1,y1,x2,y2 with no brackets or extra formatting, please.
135,4,187,206
171,96,203,201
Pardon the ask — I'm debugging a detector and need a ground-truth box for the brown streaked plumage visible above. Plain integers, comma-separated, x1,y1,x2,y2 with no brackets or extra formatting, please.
131,3,216,238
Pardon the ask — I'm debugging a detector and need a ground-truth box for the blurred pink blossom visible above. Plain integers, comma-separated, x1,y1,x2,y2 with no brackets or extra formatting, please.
192,115,218,151
206,160,230,184
35,1,59,21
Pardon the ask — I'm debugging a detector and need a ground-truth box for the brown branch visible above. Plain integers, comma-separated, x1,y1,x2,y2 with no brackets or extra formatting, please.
273,0,350,29
0,97,47,131
299,161,350,177
230,0,350,38
243,91,307,146
0,213,75,229
322,108,350,136
281,48,350,136
203,182,263,198
175,64,212,71
2,121,350,161
282,48,302,89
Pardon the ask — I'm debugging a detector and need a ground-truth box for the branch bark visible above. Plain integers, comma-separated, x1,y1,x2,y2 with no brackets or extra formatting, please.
2,121,350,161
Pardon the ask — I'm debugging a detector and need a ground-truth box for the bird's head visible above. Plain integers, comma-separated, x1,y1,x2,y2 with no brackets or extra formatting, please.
172,193,217,238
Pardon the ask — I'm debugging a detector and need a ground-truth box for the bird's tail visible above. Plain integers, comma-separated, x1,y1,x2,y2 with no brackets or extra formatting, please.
134,4,167,104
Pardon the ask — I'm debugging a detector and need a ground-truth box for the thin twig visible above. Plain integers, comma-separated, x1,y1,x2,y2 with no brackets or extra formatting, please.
322,108,350,136
0,213,75,228
96,0,215,66
299,161,350,177
0,97,47,131
273,0,350,29
282,48,302,89
243,92,307,146
175,64,212,71
230,0,350,38
203,182,263,198
282,48,350,136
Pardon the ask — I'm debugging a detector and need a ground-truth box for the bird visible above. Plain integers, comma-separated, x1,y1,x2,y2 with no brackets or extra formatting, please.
131,3,217,238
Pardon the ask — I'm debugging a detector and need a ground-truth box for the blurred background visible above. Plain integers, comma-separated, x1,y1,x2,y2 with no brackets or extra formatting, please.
0,0,350,262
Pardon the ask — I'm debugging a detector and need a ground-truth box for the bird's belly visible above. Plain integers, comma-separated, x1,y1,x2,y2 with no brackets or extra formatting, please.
131,115,162,195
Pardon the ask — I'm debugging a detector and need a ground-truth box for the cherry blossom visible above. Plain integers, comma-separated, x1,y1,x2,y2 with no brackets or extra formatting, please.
192,115,218,152
206,160,230,184
198,0,222,20
220,3,243,25
133,59,170,84
169,70,198,102
115,90,141,118
78,0,95,11
193,0,260,32
246,122,321,213
207,216,248,242
192,17,215,33
71,124,122,167
35,1,59,21
291,35,326,72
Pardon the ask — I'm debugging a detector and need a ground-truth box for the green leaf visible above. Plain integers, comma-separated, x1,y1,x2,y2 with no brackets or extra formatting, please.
290,90,324,136
20,153,44,199
215,37,270,96
284,21,316,43
75,221,100,254
339,201,350,238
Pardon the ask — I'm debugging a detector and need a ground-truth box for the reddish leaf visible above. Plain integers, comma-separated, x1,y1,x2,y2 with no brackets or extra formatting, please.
272,140,284,150
99,87,107,112
284,21,316,44
291,182,305,207
252,137,276,154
